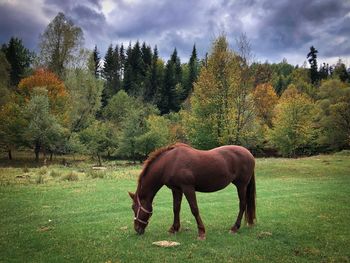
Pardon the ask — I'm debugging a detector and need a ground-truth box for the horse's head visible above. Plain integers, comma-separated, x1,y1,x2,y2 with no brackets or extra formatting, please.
128,192,152,235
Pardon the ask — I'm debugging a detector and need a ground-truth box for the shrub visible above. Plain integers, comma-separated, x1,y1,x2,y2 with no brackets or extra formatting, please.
49,170,61,178
36,174,45,184
61,172,79,181
87,170,106,179
38,166,48,175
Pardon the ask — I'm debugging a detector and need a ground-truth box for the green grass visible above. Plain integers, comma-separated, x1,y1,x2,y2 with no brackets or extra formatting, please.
0,155,349,262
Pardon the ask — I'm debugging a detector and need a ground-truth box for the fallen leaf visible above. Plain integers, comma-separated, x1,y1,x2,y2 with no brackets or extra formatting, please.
257,231,272,239
38,226,53,232
152,241,180,247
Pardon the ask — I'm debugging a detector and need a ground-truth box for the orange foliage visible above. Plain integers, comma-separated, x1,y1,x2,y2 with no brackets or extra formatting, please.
18,69,67,100
252,83,278,127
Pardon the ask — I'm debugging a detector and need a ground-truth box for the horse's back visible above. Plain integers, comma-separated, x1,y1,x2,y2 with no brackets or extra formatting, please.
161,145,255,192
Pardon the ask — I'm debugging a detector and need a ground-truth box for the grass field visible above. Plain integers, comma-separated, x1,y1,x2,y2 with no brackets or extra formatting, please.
0,153,349,263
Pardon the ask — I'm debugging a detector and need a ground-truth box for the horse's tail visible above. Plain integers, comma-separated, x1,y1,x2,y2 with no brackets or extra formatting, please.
245,171,256,225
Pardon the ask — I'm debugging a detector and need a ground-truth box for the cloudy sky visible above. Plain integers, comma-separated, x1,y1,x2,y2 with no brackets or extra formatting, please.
1,0,350,66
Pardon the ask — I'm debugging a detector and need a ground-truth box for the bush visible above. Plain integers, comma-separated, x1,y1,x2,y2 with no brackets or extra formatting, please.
36,174,45,184
61,172,79,181
38,166,48,175
87,170,106,179
334,150,350,156
49,170,61,178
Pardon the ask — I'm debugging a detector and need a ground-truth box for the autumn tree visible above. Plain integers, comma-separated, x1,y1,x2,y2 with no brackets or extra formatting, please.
184,35,256,149
18,69,68,118
39,12,84,78
0,100,27,160
252,83,278,128
250,62,273,88
269,85,316,157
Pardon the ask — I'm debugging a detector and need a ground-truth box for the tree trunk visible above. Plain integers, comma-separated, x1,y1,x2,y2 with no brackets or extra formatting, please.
35,142,40,162
97,153,102,166
8,148,12,160
50,151,53,161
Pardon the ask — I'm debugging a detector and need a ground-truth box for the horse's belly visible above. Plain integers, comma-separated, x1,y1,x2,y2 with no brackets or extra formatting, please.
194,173,232,192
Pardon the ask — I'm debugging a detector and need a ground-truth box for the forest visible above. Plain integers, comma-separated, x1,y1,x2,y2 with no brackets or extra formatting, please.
0,12,349,164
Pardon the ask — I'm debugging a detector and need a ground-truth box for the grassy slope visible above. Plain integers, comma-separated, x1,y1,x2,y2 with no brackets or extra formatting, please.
0,155,349,263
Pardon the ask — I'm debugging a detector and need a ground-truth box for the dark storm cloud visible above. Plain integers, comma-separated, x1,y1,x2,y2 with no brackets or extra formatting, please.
249,0,350,61
1,0,350,64
0,3,45,50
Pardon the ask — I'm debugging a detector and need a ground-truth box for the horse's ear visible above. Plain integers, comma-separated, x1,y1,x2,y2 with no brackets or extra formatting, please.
128,192,135,200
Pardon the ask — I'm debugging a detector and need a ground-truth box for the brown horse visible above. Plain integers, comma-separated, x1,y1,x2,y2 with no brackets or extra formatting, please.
128,143,256,240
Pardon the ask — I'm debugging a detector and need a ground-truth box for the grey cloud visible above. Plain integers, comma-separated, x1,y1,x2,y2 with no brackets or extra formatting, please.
0,3,44,50
1,0,350,65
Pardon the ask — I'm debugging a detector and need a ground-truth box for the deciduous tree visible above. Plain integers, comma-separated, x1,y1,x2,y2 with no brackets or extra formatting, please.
39,12,83,78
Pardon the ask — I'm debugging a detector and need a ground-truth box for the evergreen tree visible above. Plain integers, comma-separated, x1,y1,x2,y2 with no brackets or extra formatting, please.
146,46,163,103
1,37,33,86
332,60,349,82
92,45,101,78
119,44,125,79
113,44,121,91
319,63,329,80
123,43,133,94
101,44,120,106
141,42,153,101
307,46,319,85
158,48,182,114
184,44,199,99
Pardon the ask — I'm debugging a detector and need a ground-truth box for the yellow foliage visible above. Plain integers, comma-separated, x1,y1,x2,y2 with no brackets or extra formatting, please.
252,83,278,127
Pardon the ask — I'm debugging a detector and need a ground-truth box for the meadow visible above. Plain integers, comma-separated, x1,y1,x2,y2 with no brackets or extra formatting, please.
0,152,349,263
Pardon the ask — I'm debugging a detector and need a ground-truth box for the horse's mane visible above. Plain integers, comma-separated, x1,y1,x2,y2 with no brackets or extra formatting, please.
138,143,190,184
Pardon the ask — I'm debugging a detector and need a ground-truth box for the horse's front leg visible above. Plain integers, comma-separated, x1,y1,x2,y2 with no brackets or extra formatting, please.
183,186,206,240
169,188,183,234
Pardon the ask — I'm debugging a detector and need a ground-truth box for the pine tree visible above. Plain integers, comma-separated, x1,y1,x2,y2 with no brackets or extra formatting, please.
307,46,319,85
146,46,163,103
92,45,101,78
101,44,117,107
1,37,33,86
158,48,182,114
123,43,133,94
184,44,199,99
119,44,125,79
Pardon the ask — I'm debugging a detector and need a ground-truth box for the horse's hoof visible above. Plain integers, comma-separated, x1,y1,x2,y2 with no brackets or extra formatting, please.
230,226,239,234
168,227,179,234
197,235,206,240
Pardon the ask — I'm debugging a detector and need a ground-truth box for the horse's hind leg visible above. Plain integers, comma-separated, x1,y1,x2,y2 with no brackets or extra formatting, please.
169,188,183,234
182,186,206,240
230,184,247,234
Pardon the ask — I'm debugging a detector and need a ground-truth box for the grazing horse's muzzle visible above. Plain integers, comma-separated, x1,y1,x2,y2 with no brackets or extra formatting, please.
135,224,145,235
133,195,152,235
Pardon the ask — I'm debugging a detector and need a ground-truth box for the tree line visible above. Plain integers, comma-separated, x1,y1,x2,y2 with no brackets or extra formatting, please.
0,12,349,163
